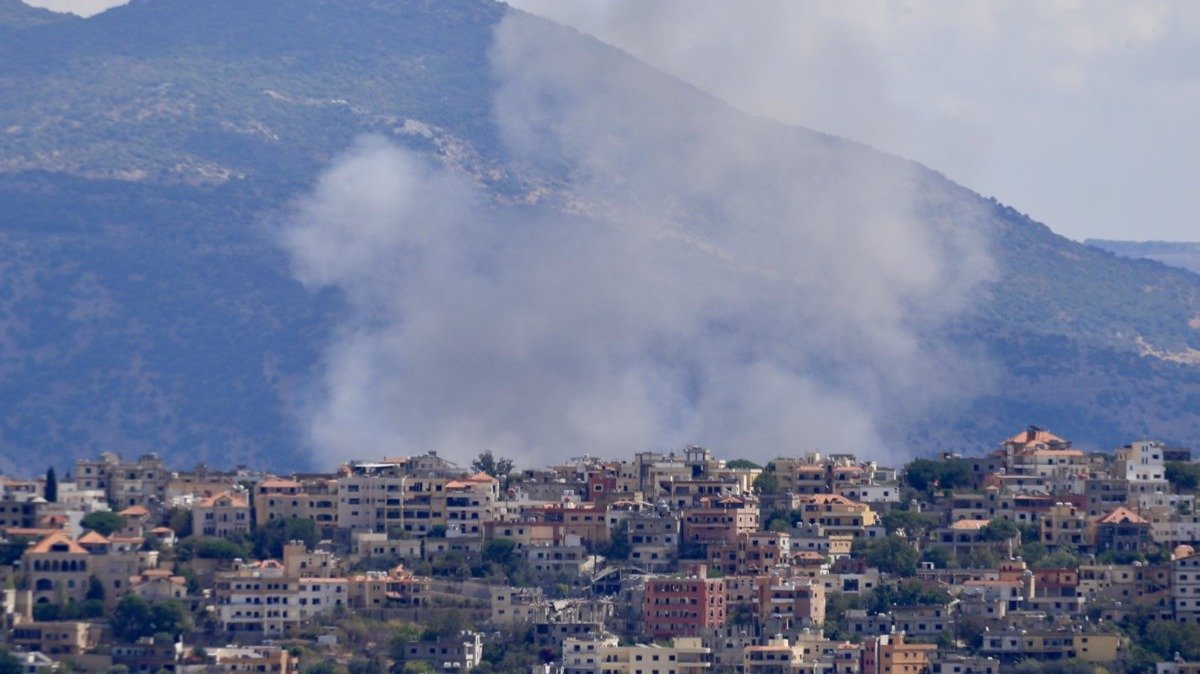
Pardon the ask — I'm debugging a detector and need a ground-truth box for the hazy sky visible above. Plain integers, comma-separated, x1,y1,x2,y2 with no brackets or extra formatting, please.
504,0,1200,242
24,0,1200,241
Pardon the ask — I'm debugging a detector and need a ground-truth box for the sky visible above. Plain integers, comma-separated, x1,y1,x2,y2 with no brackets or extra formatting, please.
24,0,1200,240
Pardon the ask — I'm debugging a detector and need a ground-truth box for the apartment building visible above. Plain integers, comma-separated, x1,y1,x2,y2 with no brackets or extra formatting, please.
862,634,936,674
595,637,712,674
708,532,790,576
74,452,170,508
644,567,727,639
212,561,301,638
681,496,759,546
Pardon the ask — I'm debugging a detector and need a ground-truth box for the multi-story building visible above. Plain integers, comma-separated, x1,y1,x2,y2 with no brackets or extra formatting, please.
1173,551,1200,623
445,472,499,538
74,452,170,509
23,533,90,605
401,631,483,672
862,634,936,674
1040,502,1089,547
682,496,759,547
595,637,712,674
203,645,292,674
621,509,680,572
708,532,790,576
193,490,251,539
212,561,301,638
1093,507,1151,554
644,566,727,639
792,494,877,538
753,575,825,632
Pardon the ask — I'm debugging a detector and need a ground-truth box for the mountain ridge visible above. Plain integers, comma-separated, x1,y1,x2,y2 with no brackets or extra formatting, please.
0,0,1198,472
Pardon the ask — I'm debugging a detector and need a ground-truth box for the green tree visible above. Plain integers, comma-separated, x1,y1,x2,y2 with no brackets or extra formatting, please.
1166,462,1200,492
81,511,126,536
979,518,1020,542
881,509,938,535
863,535,919,575
165,507,193,538
726,459,761,470
251,517,317,559
0,648,20,674
111,595,192,643
921,546,953,569
600,521,631,560
176,537,250,561
44,467,58,503
903,458,972,493
753,471,780,495
472,451,514,481
85,576,105,602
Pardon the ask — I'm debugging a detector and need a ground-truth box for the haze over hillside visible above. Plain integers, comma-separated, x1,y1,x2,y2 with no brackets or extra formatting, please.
1,0,1199,473
1087,240,1200,276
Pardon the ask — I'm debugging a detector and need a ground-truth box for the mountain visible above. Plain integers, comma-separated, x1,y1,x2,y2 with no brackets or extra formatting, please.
1086,240,1200,276
1,0,1199,472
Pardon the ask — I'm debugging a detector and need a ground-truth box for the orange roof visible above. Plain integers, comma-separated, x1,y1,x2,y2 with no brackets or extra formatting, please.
77,530,110,545
1004,426,1069,449
258,478,301,489
197,490,250,508
804,493,861,506
119,505,150,517
950,519,991,531
1097,507,1149,525
28,533,87,555
464,472,499,484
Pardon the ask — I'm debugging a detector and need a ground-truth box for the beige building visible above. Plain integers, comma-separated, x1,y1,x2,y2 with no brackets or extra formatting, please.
23,533,90,605
596,637,712,674
194,490,251,539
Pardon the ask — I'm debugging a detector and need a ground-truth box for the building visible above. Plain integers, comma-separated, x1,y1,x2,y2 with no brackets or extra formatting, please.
193,490,251,539
644,567,727,639
23,533,90,605
596,637,712,674
862,634,936,674
401,631,483,672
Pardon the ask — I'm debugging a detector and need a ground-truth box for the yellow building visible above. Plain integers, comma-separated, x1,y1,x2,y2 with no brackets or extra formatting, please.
793,494,877,537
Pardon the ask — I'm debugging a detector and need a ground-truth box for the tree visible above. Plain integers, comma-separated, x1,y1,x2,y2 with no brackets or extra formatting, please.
472,450,514,480
726,459,761,470
1166,462,1200,492
752,471,780,495
921,546,953,569
165,507,193,538
81,511,126,536
251,517,317,559
979,518,1020,542
44,467,58,503
863,535,919,575
904,458,972,493
0,648,20,674
111,595,192,643
176,537,250,561
881,509,938,536
85,576,105,602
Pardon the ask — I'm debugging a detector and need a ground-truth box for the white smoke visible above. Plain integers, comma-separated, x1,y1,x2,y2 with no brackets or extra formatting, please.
283,11,994,468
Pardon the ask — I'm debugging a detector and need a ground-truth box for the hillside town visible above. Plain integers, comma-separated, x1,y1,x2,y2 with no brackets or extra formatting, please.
2,428,1200,674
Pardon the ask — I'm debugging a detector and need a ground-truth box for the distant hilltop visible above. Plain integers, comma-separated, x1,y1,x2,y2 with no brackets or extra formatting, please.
1087,239,1200,276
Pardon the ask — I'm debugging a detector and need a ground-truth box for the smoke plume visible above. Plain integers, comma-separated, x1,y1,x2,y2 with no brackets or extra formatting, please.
283,11,994,468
